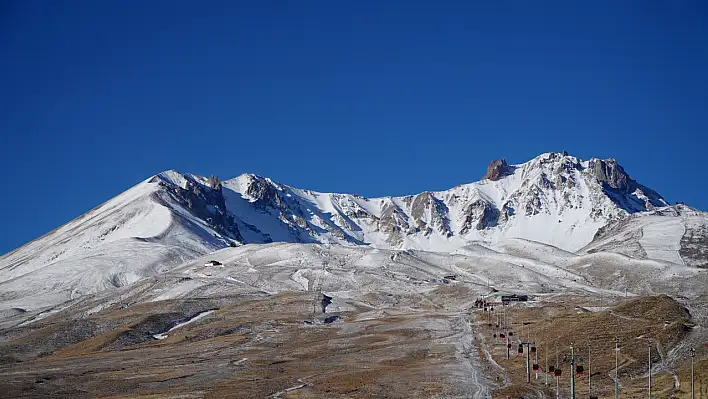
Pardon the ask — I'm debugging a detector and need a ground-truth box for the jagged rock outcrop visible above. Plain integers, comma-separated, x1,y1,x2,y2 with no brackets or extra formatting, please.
410,192,452,237
332,194,376,221
460,200,499,234
587,158,666,212
378,201,410,234
524,191,543,216
497,202,515,224
590,158,631,191
245,175,283,211
483,159,514,181
159,176,242,243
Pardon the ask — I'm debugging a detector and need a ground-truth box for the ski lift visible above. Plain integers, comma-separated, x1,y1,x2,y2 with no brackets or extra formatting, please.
576,365,584,374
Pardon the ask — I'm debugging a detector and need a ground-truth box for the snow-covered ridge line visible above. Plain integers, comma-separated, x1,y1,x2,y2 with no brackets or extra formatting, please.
171,151,672,253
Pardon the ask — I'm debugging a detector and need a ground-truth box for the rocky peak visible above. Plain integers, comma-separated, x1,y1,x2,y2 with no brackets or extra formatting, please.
589,158,631,191
586,158,668,211
483,159,514,181
206,175,223,190
244,175,283,211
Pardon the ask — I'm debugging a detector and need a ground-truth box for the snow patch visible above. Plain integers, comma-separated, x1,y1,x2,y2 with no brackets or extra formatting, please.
153,310,216,340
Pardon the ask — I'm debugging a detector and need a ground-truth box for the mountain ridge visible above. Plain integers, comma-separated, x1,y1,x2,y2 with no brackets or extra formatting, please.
173,151,670,252
2,151,705,314
0,152,678,261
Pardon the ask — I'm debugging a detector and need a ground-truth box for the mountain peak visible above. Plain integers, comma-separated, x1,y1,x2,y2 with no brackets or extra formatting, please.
152,169,189,187
483,159,514,181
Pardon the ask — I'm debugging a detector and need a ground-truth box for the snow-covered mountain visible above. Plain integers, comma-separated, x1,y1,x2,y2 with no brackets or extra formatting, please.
2,151,702,314
164,151,669,252
0,173,240,312
2,151,707,399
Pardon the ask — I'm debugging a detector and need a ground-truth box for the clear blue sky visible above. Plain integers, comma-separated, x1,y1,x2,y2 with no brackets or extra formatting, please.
1,1,707,254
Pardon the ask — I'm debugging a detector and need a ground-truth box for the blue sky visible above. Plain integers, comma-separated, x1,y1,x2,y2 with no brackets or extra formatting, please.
1,0,707,254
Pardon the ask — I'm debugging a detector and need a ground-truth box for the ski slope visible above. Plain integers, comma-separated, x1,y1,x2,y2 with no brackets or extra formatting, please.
581,205,708,267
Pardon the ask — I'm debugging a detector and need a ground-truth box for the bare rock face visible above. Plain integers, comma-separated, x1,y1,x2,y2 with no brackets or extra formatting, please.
160,177,243,243
483,159,514,181
245,175,283,211
332,194,376,221
206,175,222,190
378,202,409,234
459,200,499,234
497,201,515,224
525,192,542,216
410,192,453,237
588,158,667,211
590,158,630,191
